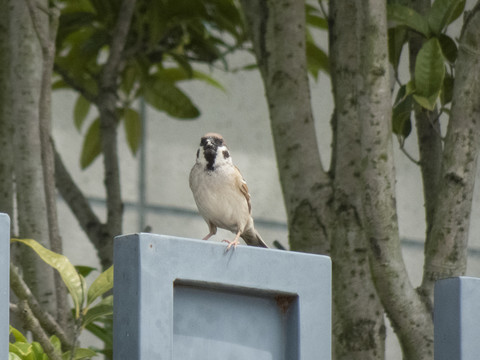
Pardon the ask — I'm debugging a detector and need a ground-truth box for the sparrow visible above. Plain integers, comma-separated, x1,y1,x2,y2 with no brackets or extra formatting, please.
189,133,268,250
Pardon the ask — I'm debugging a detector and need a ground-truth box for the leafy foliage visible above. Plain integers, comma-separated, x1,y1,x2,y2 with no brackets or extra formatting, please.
9,326,97,360
387,0,466,140
54,0,247,168
11,239,115,359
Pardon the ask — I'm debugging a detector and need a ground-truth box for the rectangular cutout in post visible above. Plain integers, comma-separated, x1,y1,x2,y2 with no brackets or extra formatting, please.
173,282,298,360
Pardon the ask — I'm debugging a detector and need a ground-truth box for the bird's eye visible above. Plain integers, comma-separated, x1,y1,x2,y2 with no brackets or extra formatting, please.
213,138,223,147
200,138,207,146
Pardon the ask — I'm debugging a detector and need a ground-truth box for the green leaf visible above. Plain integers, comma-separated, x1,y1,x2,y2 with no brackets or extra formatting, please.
306,14,328,30
406,80,416,96
157,67,226,92
31,342,45,357
414,38,445,101
87,266,113,306
9,353,22,360
388,27,408,71
50,335,61,353
428,0,465,34
306,39,330,80
9,342,33,359
80,118,101,169
387,4,430,37
52,79,69,90
11,239,84,318
73,95,91,131
143,77,200,119
62,348,98,360
441,71,454,106
448,0,466,25
438,34,457,63
413,94,438,111
392,93,413,139
83,295,113,328
85,322,112,346
9,326,27,343
191,70,226,92
123,108,142,155
75,265,97,278
121,65,138,97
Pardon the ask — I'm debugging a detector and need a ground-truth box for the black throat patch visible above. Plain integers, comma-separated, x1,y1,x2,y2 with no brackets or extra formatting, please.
204,149,216,171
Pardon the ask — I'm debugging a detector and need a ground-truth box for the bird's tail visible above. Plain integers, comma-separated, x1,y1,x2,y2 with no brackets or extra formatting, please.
241,228,268,248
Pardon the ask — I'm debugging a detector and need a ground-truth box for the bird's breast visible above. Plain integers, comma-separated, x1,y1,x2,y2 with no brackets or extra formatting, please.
189,165,250,232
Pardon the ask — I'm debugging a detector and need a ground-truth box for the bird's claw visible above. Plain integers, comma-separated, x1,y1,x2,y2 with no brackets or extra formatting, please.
222,239,239,251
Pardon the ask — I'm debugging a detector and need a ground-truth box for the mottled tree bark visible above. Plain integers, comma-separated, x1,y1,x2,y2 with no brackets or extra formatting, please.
0,0,14,218
8,0,57,316
24,0,70,330
407,3,443,302
240,0,331,255
329,1,385,358
421,2,480,298
357,1,433,359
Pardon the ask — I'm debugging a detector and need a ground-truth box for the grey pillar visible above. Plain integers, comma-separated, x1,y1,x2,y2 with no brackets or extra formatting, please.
0,214,9,357
113,234,331,360
434,276,480,360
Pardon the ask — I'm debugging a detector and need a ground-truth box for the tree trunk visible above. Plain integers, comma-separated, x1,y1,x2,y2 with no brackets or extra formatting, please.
8,0,57,316
329,1,385,358
240,0,331,255
407,3,442,305
96,0,136,269
0,0,14,218
421,2,480,299
356,1,433,359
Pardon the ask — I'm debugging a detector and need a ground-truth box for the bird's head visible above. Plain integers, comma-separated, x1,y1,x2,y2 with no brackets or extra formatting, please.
196,133,232,171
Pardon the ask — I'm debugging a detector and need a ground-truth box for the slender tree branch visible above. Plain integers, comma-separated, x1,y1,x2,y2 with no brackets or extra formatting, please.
54,146,109,264
16,300,63,360
23,0,50,51
407,0,443,269
397,137,420,165
53,64,97,104
24,0,69,329
10,264,73,349
318,0,329,19
96,0,137,267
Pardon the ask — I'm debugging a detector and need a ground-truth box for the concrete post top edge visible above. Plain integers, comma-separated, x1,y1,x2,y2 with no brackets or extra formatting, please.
114,232,331,262
435,276,480,285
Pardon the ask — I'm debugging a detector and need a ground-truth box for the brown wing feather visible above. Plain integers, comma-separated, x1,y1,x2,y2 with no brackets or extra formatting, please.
235,166,251,214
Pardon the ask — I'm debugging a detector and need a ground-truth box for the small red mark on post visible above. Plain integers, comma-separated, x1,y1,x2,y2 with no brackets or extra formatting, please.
275,295,295,314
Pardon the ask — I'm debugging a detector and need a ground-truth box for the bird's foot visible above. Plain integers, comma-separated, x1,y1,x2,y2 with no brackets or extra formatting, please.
222,238,240,251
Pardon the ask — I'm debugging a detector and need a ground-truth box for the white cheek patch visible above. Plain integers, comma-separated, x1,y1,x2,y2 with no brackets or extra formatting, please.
196,146,208,166
215,146,233,166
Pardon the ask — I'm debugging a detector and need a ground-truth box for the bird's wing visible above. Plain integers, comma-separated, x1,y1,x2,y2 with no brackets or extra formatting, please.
235,166,252,214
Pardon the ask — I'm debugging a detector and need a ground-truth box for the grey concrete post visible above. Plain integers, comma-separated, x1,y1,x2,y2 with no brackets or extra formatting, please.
434,276,480,360
0,214,9,358
113,234,331,360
